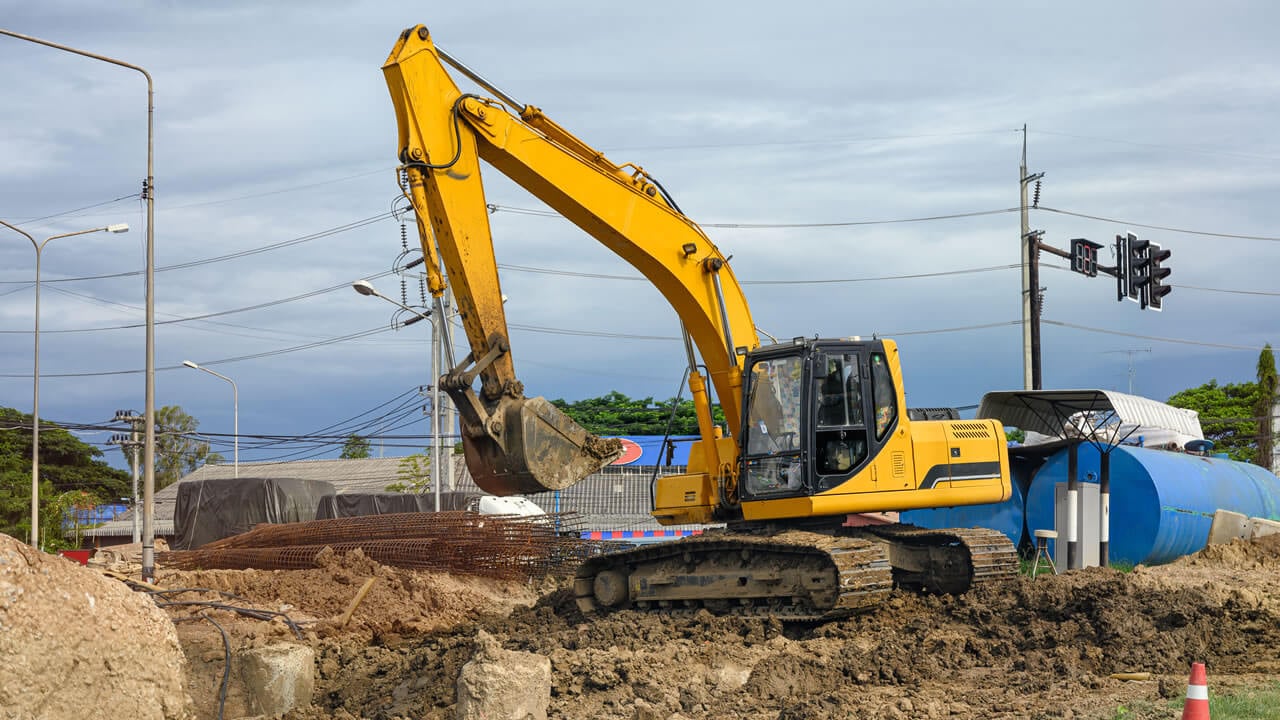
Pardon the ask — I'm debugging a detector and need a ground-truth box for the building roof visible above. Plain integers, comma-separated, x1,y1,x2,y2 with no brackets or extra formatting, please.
978,389,1204,448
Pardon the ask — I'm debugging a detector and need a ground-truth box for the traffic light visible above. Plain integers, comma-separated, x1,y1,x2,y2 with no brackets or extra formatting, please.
1147,242,1172,311
1115,234,1129,302
1126,234,1150,305
1070,238,1104,277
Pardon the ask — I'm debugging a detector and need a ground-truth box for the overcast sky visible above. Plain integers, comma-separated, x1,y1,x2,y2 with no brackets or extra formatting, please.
1,2,1276,472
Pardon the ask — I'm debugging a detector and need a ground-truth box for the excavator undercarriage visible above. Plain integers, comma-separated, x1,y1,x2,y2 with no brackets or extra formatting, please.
574,525,1018,621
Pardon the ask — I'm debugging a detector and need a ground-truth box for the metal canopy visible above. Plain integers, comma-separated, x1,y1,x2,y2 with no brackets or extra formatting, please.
977,389,1203,450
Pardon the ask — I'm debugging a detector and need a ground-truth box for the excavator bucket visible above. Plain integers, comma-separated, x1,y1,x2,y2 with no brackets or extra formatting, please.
460,395,624,496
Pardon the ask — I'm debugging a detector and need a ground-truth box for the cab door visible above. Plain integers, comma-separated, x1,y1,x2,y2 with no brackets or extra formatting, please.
811,350,872,492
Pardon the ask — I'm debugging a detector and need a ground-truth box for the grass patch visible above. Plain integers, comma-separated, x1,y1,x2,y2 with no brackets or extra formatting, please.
1111,681,1280,719
1017,557,1134,576
1208,681,1280,718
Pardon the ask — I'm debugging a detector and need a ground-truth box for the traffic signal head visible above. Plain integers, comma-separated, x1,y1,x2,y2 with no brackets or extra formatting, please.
1070,238,1104,277
1115,234,1129,301
1126,234,1150,304
1147,243,1172,311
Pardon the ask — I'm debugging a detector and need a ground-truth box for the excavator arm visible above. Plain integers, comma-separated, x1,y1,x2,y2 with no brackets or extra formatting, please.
382,26,758,497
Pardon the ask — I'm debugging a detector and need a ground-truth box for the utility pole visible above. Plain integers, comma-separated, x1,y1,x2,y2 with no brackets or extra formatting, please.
442,292,457,493
1019,126,1045,390
109,410,144,543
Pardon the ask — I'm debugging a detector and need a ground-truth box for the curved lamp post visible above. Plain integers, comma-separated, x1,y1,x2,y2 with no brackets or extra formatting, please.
0,219,129,548
0,28,157,577
182,361,238,478
352,280,500,512
352,279,442,509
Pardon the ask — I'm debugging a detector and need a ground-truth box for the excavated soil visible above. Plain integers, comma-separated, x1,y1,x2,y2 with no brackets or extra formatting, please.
0,534,192,720
110,535,1280,719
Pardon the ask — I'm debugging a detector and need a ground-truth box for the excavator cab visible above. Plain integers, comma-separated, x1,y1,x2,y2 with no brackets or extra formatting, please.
739,339,891,502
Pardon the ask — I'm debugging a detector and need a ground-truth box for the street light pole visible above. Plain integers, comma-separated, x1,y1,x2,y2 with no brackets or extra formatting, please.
182,361,238,478
352,280,441,510
0,220,128,548
0,28,157,578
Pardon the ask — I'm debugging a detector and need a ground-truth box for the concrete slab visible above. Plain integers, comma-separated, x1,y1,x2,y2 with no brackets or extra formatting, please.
1208,509,1251,545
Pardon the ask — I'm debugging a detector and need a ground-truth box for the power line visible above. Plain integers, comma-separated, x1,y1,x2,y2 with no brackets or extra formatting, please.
1043,319,1266,351
742,265,1019,285
0,262,1021,338
0,211,396,285
12,192,141,225
488,203,1021,229
495,262,1019,284
1040,262,1280,297
608,127,1018,153
0,269,402,335
1030,129,1280,163
1173,284,1280,297
162,166,392,211
1038,206,1280,243
703,208,1019,229
0,325,396,378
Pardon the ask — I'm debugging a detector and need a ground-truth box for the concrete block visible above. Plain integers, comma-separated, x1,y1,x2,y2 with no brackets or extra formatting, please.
238,642,315,717
457,630,550,720
1250,517,1280,541
1208,509,1251,545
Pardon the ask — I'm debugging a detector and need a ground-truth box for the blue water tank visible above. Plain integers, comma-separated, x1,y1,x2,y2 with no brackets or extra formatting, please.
1024,443,1280,565
901,470,1028,548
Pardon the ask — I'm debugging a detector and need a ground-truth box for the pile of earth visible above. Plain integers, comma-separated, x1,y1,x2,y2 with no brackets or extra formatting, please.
0,533,192,719
201,534,1280,720
24,532,1280,717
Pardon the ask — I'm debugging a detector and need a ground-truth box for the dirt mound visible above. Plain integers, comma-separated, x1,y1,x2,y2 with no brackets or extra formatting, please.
279,537,1280,720
158,547,541,639
115,533,1280,719
0,534,192,720
1180,533,1280,568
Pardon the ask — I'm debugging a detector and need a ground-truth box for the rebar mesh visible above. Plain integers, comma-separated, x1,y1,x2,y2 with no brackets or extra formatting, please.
158,511,600,579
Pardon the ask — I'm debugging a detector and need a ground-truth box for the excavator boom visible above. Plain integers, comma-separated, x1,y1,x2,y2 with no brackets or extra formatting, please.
382,26,757,496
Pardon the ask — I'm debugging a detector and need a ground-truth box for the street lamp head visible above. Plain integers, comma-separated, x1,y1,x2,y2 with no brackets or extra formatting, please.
352,280,378,297
107,223,129,234
181,360,199,370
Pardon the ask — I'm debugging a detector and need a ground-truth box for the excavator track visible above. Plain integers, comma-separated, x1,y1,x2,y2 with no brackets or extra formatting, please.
854,525,1019,595
574,530,893,621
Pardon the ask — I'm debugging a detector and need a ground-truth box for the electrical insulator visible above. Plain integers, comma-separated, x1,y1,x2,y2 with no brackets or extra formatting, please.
1032,179,1041,209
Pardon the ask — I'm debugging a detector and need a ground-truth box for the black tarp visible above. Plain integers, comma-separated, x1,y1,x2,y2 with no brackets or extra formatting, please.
172,477,336,550
314,491,474,519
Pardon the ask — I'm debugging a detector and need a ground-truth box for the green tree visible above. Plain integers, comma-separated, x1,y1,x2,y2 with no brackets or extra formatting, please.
340,434,372,459
0,407,129,546
1258,344,1277,470
386,450,430,493
155,405,216,489
552,391,725,436
1168,380,1262,463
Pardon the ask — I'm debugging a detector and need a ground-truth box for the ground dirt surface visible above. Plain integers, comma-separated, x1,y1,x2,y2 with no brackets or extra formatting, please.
105,535,1280,719
0,534,192,720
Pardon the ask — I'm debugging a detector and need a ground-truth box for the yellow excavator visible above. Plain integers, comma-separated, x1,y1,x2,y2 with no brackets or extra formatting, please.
382,26,1018,620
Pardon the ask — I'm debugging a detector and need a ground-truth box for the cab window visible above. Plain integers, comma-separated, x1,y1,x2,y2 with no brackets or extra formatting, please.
870,352,897,439
743,355,805,496
815,353,868,479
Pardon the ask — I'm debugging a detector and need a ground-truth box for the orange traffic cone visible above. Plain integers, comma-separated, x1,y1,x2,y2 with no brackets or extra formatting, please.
1180,662,1210,720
